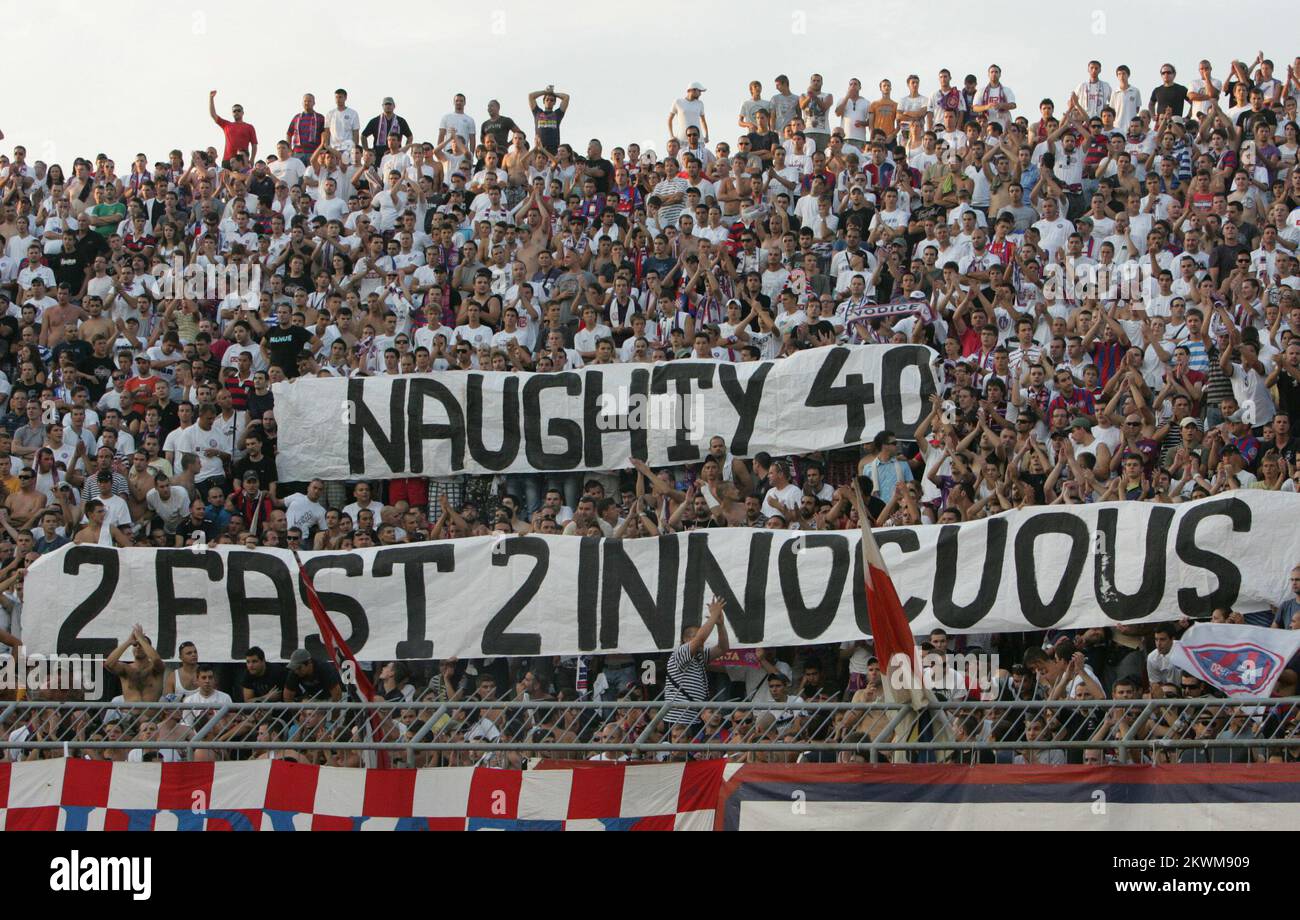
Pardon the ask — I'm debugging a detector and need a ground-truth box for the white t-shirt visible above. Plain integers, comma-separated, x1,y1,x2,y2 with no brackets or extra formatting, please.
180,423,228,481
669,98,706,139
182,688,234,726
439,112,476,145
414,324,454,354
839,97,870,141
146,485,190,531
762,483,803,518
978,83,1016,128
453,323,493,350
268,156,306,187
324,107,361,150
1033,217,1075,258
284,491,328,537
314,196,348,222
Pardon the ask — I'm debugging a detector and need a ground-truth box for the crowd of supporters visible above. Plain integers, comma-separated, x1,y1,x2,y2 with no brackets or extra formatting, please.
2,53,1300,765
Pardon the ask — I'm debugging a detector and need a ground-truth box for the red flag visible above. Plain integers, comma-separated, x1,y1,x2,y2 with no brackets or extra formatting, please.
859,520,915,673
296,560,390,769
852,482,922,709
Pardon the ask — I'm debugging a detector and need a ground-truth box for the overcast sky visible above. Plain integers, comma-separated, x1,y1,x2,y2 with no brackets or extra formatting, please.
3,0,1289,169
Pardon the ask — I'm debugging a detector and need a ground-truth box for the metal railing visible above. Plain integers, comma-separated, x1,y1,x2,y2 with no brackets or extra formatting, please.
3,696,1300,767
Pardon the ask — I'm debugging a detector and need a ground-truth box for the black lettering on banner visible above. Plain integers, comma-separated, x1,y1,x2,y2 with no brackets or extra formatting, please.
682,531,772,644
372,545,453,658
651,363,714,462
466,375,521,471
582,369,645,469
1175,497,1249,617
777,534,849,640
881,345,938,433
577,536,601,651
1093,506,1174,621
717,363,772,455
301,554,369,657
932,517,1007,629
599,537,679,650
804,346,875,445
156,550,224,657
407,377,466,474
484,537,549,655
348,378,406,475
227,552,298,659
1013,513,1090,629
522,374,583,469
857,529,928,629
54,546,120,657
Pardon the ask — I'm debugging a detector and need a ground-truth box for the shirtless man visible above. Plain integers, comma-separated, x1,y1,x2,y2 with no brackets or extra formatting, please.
77,296,115,344
514,203,552,276
716,158,741,220
38,285,81,349
73,498,132,547
105,623,166,702
3,469,46,528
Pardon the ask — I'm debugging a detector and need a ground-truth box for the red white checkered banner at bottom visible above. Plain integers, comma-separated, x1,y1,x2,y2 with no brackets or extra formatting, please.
0,758,735,831
10,760,1300,831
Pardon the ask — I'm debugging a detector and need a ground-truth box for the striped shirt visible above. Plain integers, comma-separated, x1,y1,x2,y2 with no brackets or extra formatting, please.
664,643,709,726
287,112,325,156
652,177,689,230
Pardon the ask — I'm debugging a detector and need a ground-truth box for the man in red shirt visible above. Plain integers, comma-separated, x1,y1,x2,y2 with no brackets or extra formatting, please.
124,354,164,419
209,91,257,168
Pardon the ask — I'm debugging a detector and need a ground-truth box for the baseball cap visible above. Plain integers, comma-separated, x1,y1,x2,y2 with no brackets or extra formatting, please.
382,96,395,106
1069,417,1093,431
288,649,311,668
1179,416,1200,428
688,81,707,92
1227,411,1244,423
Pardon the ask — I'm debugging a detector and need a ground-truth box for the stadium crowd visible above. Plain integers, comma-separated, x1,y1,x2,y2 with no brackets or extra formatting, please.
3,53,1300,766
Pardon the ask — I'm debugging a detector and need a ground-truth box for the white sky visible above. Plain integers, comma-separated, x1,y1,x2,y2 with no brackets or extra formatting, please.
2,0,1289,169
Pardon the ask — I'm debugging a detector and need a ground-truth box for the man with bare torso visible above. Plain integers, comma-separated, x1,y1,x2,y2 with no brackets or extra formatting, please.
3,467,46,528
105,624,165,702
77,294,114,344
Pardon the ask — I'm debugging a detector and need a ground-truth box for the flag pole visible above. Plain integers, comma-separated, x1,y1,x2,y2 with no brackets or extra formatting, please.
292,550,390,769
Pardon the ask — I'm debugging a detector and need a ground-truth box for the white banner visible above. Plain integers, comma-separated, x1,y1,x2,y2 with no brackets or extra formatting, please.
22,494,1299,661
271,345,939,479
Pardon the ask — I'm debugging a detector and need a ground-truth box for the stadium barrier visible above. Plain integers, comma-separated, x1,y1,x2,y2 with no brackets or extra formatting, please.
3,697,1300,762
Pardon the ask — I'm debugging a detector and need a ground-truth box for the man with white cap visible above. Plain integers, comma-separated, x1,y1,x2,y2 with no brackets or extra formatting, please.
668,82,709,143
